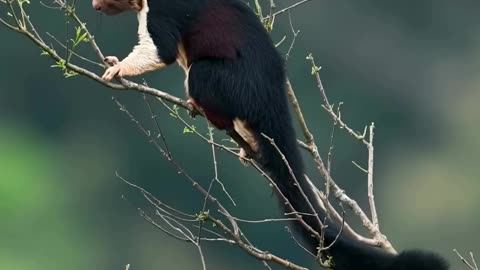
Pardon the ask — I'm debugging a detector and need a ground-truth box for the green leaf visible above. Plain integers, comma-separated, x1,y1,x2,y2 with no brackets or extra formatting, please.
78,32,88,43
196,211,209,221
311,66,321,75
183,127,193,134
64,70,78,78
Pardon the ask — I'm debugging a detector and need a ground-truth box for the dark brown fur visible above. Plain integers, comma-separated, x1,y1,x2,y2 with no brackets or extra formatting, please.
92,0,141,15
93,1,449,270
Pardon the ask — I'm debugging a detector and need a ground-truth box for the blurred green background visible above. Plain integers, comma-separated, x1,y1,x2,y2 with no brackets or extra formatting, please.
1,0,479,269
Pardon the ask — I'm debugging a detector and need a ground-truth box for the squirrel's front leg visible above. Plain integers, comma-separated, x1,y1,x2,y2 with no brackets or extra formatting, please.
102,43,166,81
102,43,166,80
102,5,166,81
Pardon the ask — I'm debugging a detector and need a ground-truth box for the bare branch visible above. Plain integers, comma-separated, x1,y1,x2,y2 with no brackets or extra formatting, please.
261,133,325,233
207,216,309,270
367,123,379,229
264,0,313,20
454,249,479,270
112,97,241,236
303,54,397,254
286,226,315,257
0,0,408,267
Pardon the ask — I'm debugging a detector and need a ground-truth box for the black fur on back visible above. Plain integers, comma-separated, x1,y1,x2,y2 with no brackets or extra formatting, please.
143,1,449,269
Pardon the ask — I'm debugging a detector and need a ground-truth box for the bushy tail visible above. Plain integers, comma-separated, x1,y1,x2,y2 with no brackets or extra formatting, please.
254,123,448,270
254,119,326,252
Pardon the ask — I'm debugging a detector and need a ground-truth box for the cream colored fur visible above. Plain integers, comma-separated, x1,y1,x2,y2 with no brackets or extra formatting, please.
102,0,165,80
233,118,259,152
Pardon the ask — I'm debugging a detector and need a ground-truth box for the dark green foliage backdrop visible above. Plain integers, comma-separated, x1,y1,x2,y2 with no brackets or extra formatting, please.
1,0,479,269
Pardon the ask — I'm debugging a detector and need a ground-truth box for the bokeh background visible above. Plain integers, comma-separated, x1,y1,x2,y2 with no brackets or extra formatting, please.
1,0,479,269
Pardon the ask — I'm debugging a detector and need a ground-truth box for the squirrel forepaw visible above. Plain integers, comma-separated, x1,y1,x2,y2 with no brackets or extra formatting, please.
102,56,124,81
104,56,119,65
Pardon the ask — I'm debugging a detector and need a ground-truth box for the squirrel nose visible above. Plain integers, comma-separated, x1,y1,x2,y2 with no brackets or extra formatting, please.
92,1,102,11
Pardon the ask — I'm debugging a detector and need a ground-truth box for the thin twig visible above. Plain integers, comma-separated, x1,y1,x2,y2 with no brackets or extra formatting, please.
206,124,237,206
454,249,478,270
261,133,324,233
264,0,313,20
118,173,195,219
286,226,315,256
285,11,300,62
304,54,396,253
112,97,240,236
304,176,379,246
207,216,309,270
352,161,368,173
471,252,478,270
367,123,379,230
219,211,298,224
45,32,103,67
247,161,322,241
